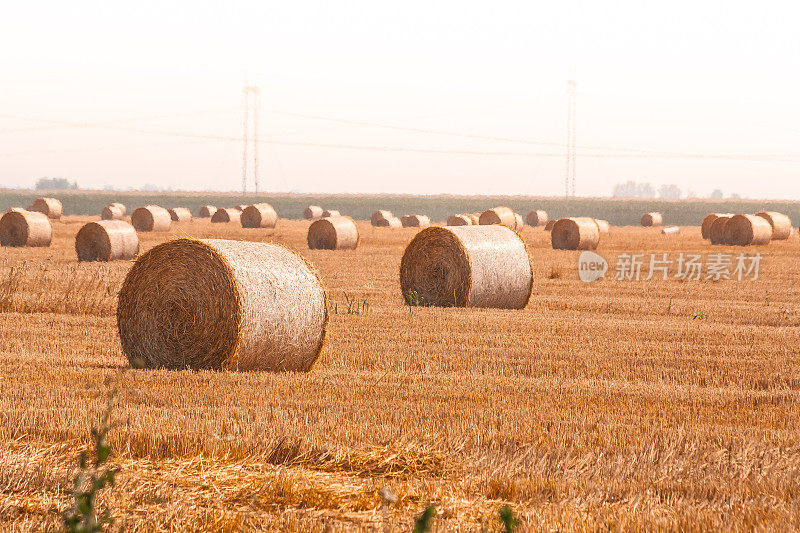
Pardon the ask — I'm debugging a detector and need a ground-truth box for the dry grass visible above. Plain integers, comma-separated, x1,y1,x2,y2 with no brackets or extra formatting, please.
1,216,800,530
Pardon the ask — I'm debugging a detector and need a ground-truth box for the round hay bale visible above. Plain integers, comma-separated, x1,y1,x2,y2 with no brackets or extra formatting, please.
374,216,402,228
234,204,247,211
526,210,548,227
709,215,733,245
131,205,172,232
701,213,733,239
211,208,241,224
0,210,52,247
109,202,126,216
479,206,516,229
101,205,124,220
661,226,680,235
467,213,481,225
168,207,193,222
641,212,662,227
27,197,63,219
371,210,393,226
514,213,524,231
322,209,340,218
446,214,472,226
241,203,278,228
594,219,610,234
756,211,792,240
6,207,27,213
116,238,327,371
724,214,773,246
304,205,324,220
399,225,532,309
551,217,600,250
198,205,217,218
544,219,556,231
401,214,431,228
307,216,359,250
75,220,139,261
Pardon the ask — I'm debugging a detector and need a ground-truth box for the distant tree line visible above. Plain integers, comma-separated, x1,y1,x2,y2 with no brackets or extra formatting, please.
613,181,740,199
35,177,79,190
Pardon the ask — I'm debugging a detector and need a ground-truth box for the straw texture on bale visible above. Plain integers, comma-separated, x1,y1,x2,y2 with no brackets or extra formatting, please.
661,226,680,235
27,197,63,219
551,217,600,250
641,212,663,227
371,210,393,226
117,238,327,371
374,216,402,228
446,214,472,226
594,219,610,234
168,207,193,222
401,214,431,228
211,208,241,224
6,207,26,213
526,210,548,227
198,205,217,218
514,213,524,231
701,213,733,239
304,205,323,220
479,206,517,229
544,219,556,231
75,220,139,262
399,225,532,309
724,214,773,246
322,209,340,218
756,211,792,240
131,205,172,232
0,210,52,247
101,205,124,220
307,216,359,250
709,216,733,245
241,203,278,228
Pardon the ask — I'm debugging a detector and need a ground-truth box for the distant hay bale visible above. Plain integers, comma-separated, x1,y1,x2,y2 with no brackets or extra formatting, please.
117,238,327,371
198,205,217,218
709,215,733,244
724,214,773,246
544,219,556,231
101,204,124,220
661,226,680,235
371,210,393,226
109,202,126,216
322,209,340,217
399,225,532,309
467,213,481,225
168,207,193,222
307,216,359,250
374,216,402,228
641,212,662,227
526,210,548,227
75,220,139,261
27,197,62,219
131,205,172,232
401,214,431,228
446,214,472,226
234,204,247,211
755,211,792,240
514,213,524,231
241,203,278,228
479,206,516,229
0,210,52,247
304,205,324,220
594,219,610,234
551,217,600,250
701,213,733,239
211,208,241,224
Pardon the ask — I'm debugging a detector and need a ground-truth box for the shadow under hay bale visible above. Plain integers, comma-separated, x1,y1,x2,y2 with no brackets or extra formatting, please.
755,211,792,240
304,205,323,220
241,203,278,228
211,208,241,224
526,210,548,227
307,216,359,250
27,197,62,219
724,214,772,246
75,220,139,261
641,212,662,227
131,205,172,232
551,217,600,250
479,206,516,229
198,205,217,218
0,210,52,247
168,207,193,222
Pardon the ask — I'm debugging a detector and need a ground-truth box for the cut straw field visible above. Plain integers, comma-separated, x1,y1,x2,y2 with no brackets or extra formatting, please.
2,213,800,531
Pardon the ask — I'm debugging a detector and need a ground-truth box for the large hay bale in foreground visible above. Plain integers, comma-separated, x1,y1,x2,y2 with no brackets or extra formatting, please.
400,225,532,309
551,217,600,250
75,220,139,261
241,203,278,228
27,197,62,219
544,219,555,231
701,213,733,239
198,205,217,218
641,212,662,227
514,213,524,231
168,207,193,222
131,205,172,232
371,210,393,226
307,216,359,250
322,209,340,218
101,204,124,220
375,216,402,228
211,208,241,224
479,206,516,229
446,214,472,226
594,219,610,234
709,215,733,244
526,210,548,227
756,211,792,240
724,214,773,246
401,214,431,228
304,205,323,220
117,238,327,371
0,210,52,247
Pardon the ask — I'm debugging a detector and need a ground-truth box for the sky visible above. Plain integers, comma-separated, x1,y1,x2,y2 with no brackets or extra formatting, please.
1,0,799,198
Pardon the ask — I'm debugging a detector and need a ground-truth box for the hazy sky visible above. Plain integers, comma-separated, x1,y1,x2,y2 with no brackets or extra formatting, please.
1,1,799,197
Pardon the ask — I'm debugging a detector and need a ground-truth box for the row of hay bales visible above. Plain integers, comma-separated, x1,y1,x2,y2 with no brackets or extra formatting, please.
303,205,341,220
370,209,431,228
702,211,792,246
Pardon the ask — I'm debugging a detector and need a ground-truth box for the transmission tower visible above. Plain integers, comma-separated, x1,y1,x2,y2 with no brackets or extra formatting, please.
565,78,577,197
242,84,261,195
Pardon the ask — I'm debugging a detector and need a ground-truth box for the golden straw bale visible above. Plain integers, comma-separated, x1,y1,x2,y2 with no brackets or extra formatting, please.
399,225,532,309
304,205,324,220
526,210,548,227
27,197,62,219
168,207,193,222
544,219,556,231
446,214,472,226
594,219,610,234
641,212,663,227
701,213,733,239
101,205,124,220
198,205,217,218
109,202,126,216
709,216,733,244
117,238,327,371
479,206,516,229
322,209,340,217
755,211,792,240
75,220,139,261
307,216,359,250
371,210,393,226
401,215,431,228
551,217,600,250
0,210,52,247
374,216,402,228
724,214,773,246
661,226,680,235
514,213,524,231
241,203,278,228
234,204,247,211
467,214,481,225
211,208,241,224
131,205,172,232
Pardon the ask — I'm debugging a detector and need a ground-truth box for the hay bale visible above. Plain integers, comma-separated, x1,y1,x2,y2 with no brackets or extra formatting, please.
27,197,62,219
446,214,472,226
198,205,217,218
526,210,548,227
75,220,139,261
467,213,481,225
544,219,556,231
0,210,52,247
131,205,171,232
110,202,126,216
724,214,773,246
594,219,610,234
401,214,431,228
661,226,680,235
514,213,524,231
168,207,193,222
6,207,26,213
641,212,662,227
211,208,241,224
322,209,340,217
756,211,792,240
304,205,324,220
116,238,327,371
234,204,247,211
375,216,402,228
307,216,359,250
551,217,600,250
101,204,124,220
479,206,516,229
399,225,532,309
371,210,393,226
241,203,278,228
701,213,733,239
709,215,733,244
